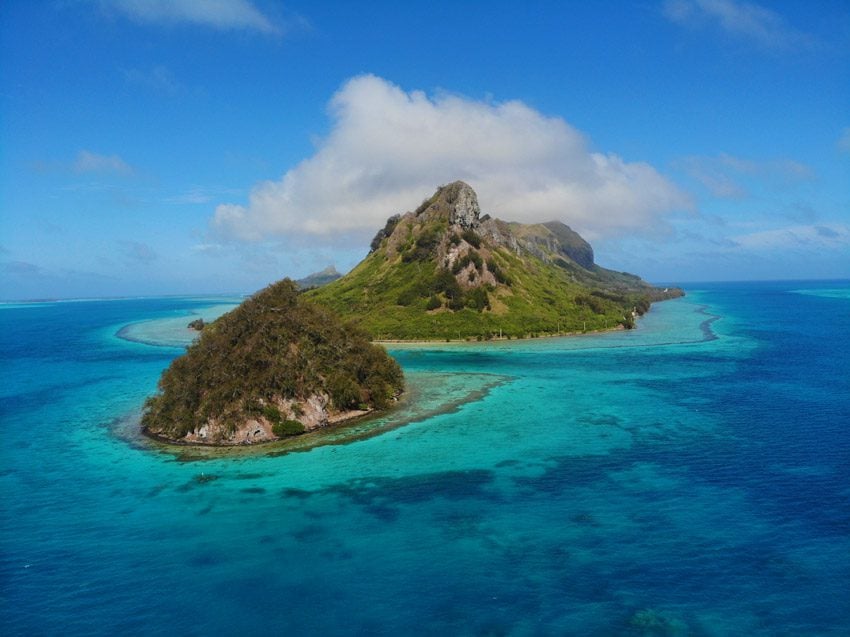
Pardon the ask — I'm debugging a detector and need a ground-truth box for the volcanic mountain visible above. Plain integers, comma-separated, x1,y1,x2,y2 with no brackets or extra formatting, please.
307,181,682,340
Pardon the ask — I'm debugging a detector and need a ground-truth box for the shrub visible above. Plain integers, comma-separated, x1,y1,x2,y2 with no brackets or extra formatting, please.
414,198,432,215
426,295,442,310
452,255,469,274
263,405,282,424
273,420,305,437
244,399,263,415
432,270,462,300
634,295,651,315
397,280,430,306
486,258,510,285
328,372,362,410
369,214,401,252
575,294,606,314
402,226,442,262
452,249,482,275
461,229,481,248
591,290,617,301
465,287,490,311
396,288,416,306
447,295,465,311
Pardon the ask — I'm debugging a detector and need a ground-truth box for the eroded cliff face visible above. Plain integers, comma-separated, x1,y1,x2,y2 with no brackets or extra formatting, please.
176,393,327,444
446,181,481,229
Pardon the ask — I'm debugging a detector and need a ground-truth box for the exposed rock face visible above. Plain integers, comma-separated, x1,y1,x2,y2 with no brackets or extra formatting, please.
175,392,352,445
479,217,520,254
446,181,481,229
369,214,402,253
542,221,594,269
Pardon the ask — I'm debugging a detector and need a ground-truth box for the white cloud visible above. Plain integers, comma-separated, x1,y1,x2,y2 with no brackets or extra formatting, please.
165,186,240,205
732,223,850,250
676,153,814,198
123,65,185,95
73,150,134,176
663,0,816,50
121,241,157,263
166,190,213,205
105,0,278,34
212,75,690,243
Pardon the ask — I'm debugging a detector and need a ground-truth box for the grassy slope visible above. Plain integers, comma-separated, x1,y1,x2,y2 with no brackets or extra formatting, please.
308,241,654,340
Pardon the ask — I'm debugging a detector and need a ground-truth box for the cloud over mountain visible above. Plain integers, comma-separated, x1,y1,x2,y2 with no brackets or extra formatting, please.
212,75,689,243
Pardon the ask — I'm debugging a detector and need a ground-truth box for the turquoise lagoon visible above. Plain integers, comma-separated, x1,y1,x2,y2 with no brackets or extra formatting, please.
1,282,849,635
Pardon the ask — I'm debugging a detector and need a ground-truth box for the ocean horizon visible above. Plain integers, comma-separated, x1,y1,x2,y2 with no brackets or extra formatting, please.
1,280,849,635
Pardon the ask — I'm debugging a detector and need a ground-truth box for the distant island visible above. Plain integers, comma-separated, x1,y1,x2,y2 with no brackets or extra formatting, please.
142,181,682,445
142,279,403,445
295,265,342,289
308,181,682,340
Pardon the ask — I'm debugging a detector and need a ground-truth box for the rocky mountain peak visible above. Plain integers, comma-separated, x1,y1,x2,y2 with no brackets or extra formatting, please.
412,181,481,228
443,181,480,229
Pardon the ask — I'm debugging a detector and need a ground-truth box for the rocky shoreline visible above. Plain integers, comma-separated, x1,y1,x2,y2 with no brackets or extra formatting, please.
130,371,509,459
140,402,381,447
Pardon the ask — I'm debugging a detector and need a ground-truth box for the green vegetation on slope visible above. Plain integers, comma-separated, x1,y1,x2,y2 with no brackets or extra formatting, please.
142,279,403,442
311,248,655,340
307,182,679,340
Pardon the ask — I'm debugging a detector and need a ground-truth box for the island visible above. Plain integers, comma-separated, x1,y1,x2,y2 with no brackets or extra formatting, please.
307,181,682,340
142,279,404,445
295,265,342,289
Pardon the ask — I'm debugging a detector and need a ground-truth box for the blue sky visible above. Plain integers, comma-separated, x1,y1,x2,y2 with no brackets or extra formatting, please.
1,0,848,299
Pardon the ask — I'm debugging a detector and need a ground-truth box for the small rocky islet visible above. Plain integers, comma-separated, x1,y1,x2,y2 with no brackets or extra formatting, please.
142,279,404,445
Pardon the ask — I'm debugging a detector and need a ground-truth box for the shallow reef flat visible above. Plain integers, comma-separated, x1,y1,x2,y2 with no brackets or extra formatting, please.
116,370,509,461
116,302,239,348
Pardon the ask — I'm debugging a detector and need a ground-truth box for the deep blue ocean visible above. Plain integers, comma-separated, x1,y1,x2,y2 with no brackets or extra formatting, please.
1,281,849,636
